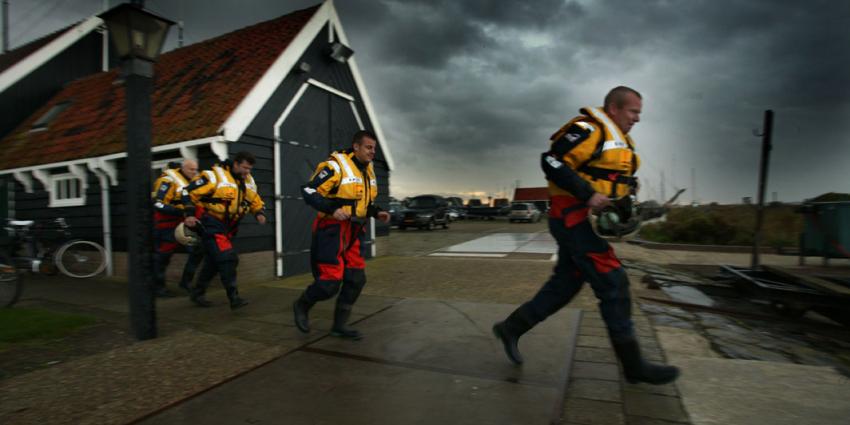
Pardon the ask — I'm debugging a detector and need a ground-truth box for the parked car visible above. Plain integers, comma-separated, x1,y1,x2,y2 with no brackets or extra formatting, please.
446,197,466,221
400,195,450,230
493,198,510,208
388,200,403,227
509,203,542,223
447,207,466,221
466,204,510,220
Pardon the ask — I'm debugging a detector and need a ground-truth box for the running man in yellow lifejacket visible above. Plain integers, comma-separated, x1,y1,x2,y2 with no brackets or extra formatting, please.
151,159,204,298
293,130,390,339
493,86,679,385
181,152,266,310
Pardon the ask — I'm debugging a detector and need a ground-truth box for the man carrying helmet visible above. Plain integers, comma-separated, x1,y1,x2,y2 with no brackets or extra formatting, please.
182,152,266,310
151,159,204,298
492,86,679,385
292,130,391,340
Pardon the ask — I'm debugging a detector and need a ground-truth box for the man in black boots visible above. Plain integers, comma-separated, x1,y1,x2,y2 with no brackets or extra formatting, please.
293,131,390,339
181,152,266,310
151,159,204,298
493,86,679,385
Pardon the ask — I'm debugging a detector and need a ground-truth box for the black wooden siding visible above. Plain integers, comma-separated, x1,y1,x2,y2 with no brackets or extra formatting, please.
226,134,275,254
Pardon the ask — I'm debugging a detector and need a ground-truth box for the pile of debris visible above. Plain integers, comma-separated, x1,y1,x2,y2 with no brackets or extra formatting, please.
624,260,850,374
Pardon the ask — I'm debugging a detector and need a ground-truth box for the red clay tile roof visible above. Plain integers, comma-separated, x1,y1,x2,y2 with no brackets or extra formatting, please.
0,5,319,169
514,187,549,201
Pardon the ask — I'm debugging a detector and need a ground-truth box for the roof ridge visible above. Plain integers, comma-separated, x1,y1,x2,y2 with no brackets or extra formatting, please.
0,19,86,73
4,19,81,52
160,4,322,57
19,4,324,103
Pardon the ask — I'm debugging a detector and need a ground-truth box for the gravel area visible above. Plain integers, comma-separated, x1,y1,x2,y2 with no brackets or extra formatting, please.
0,330,285,425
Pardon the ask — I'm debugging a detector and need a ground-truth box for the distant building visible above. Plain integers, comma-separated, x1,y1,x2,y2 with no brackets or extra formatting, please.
513,187,549,212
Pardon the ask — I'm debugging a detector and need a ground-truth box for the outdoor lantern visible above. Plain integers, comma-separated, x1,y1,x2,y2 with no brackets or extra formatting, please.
328,42,354,63
98,1,176,341
99,2,175,62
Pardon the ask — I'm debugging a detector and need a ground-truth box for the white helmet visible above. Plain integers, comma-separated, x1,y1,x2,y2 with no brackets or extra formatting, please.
174,223,200,246
590,195,642,240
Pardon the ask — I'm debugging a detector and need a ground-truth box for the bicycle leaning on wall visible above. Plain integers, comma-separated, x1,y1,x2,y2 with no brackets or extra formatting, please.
0,217,108,307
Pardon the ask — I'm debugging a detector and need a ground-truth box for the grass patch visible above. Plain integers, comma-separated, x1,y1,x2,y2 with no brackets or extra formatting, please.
640,204,803,247
0,307,98,349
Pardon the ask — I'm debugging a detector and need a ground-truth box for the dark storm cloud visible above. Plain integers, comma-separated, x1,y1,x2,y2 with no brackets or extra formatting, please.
334,0,850,200
338,0,578,69
564,0,850,110
8,0,850,201
335,0,590,163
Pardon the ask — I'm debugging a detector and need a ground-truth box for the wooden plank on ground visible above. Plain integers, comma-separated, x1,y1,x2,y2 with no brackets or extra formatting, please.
762,265,850,297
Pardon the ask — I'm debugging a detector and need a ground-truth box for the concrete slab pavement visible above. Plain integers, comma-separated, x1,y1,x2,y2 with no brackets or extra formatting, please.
140,299,582,425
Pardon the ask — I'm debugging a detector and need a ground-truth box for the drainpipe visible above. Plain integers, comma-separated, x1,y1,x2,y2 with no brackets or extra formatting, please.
273,136,283,277
102,0,109,71
88,159,116,276
96,170,113,276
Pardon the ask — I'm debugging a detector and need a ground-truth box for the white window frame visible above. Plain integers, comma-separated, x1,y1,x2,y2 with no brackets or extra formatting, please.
30,164,89,208
49,173,86,207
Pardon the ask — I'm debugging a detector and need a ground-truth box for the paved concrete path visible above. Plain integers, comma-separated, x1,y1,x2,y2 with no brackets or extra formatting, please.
140,299,582,425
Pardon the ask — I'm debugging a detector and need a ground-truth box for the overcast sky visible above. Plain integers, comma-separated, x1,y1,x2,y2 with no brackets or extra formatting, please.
7,0,850,203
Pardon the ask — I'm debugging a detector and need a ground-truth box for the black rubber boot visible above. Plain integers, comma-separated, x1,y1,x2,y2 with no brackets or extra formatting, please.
612,337,680,385
189,289,212,307
178,280,191,294
331,303,362,340
230,297,248,310
179,248,204,294
190,266,213,307
152,251,172,297
227,287,249,310
493,306,537,365
293,293,314,333
155,287,177,298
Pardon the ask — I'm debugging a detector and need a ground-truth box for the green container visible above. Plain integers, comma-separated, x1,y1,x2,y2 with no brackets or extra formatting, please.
800,202,850,258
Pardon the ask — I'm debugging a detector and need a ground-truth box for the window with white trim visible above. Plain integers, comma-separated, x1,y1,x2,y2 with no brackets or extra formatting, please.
50,174,85,207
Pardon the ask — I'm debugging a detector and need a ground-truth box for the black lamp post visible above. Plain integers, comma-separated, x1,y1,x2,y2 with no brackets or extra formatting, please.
100,1,174,340
751,110,774,270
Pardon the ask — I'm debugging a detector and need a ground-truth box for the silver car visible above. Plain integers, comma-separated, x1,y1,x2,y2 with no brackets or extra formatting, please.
509,203,542,223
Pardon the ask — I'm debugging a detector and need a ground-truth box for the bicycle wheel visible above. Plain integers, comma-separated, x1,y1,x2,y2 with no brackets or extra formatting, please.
0,254,21,307
54,240,107,278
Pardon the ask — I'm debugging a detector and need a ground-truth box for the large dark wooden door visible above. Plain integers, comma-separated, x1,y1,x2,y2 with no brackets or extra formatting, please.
277,84,367,277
